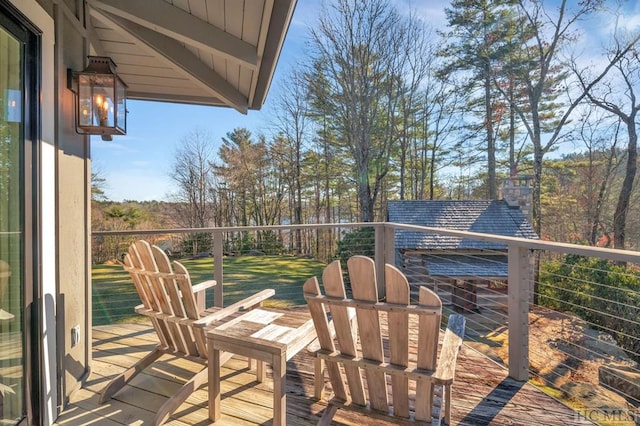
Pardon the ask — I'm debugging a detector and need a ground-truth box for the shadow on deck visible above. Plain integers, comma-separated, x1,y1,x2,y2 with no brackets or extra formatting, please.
54,317,594,425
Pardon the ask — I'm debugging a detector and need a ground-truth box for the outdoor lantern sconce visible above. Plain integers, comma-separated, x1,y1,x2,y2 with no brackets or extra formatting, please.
68,56,127,141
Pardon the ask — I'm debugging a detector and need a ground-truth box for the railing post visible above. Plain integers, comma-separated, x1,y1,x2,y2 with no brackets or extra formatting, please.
384,224,395,267
213,230,224,307
374,224,386,300
508,243,530,381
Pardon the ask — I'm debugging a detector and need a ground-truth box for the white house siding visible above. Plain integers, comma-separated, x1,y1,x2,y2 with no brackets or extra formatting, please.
52,0,93,417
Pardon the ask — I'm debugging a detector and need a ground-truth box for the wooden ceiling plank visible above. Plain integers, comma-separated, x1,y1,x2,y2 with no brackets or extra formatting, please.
127,91,225,106
242,0,263,46
100,40,142,55
188,0,208,21
123,74,194,89
118,65,180,78
188,0,210,68
103,54,166,68
89,0,258,68
86,8,108,56
224,0,244,38
223,0,244,90
91,8,248,113
171,0,191,13
206,0,227,79
238,67,254,99
205,0,225,28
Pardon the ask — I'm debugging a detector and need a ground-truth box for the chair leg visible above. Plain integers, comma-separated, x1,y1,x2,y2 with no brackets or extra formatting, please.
318,403,339,426
444,384,452,425
99,347,164,403
431,384,446,426
155,366,209,425
314,357,325,400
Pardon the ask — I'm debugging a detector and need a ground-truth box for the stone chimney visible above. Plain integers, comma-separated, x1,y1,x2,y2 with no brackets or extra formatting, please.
500,176,533,223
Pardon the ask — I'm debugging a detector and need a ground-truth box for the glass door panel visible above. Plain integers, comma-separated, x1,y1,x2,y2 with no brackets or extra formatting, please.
0,19,24,425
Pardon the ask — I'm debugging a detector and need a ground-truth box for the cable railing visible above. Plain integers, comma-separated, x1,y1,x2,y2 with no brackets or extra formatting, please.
92,222,640,424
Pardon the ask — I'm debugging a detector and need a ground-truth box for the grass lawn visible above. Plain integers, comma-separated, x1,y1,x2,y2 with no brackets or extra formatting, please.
92,255,327,326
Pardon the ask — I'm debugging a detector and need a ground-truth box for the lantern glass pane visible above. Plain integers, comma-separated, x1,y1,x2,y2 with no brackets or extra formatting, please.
115,78,126,133
77,74,93,127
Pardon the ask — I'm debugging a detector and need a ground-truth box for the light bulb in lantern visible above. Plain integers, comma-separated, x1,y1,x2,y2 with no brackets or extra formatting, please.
102,100,110,121
94,95,109,125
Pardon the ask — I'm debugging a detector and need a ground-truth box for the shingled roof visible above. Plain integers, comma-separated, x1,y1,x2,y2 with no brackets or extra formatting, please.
388,200,538,250
423,254,508,277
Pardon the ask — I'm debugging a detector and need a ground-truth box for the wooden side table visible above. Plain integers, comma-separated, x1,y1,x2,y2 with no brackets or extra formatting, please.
207,308,316,425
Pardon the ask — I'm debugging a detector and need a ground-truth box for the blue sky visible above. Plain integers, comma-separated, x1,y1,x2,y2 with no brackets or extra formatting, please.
92,0,442,201
90,1,308,201
91,0,637,202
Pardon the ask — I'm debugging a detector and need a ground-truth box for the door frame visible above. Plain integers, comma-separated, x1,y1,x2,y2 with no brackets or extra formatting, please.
0,1,41,424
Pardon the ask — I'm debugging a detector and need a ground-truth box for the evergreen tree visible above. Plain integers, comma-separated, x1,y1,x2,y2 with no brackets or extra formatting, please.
440,0,518,199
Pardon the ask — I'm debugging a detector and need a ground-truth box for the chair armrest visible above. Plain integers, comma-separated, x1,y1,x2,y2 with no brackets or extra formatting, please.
192,280,217,312
134,303,146,314
192,279,216,294
433,314,466,385
307,338,321,353
193,288,275,328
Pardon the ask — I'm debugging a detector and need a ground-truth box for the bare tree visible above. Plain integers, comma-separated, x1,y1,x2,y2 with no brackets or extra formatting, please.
169,128,216,230
576,109,621,246
309,0,416,221
504,0,639,236
421,81,464,200
272,69,310,254
575,33,640,250
397,17,435,200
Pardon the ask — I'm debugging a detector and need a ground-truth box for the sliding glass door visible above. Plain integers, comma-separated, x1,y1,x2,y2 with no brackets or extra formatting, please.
0,2,37,423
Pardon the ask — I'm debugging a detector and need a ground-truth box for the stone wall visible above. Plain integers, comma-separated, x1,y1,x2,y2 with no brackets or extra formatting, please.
501,176,533,223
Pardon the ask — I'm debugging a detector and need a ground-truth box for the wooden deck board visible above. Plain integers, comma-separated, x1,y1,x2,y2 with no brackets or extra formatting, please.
54,314,594,426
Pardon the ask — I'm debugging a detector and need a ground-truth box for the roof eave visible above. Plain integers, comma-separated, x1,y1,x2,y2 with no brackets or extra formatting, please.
250,0,297,110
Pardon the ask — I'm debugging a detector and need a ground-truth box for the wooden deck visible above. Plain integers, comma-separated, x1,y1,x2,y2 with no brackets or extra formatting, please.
54,317,594,426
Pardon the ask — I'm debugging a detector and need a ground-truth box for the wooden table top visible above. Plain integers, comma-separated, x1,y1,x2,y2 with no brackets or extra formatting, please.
207,308,316,359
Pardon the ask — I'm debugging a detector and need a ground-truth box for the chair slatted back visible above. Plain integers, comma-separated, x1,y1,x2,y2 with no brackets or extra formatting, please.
304,255,445,421
123,240,206,358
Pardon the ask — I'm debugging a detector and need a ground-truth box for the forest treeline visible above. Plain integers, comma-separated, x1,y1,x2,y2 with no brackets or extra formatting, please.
93,0,640,258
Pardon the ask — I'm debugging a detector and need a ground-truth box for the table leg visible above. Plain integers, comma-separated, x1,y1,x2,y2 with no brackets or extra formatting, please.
256,360,266,383
209,346,221,422
272,353,286,426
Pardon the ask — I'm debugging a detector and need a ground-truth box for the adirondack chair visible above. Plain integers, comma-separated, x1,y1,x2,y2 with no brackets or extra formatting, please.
99,240,275,425
303,256,466,425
